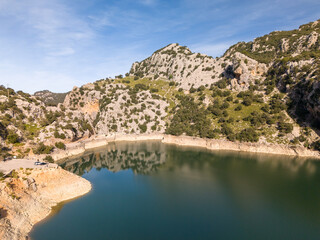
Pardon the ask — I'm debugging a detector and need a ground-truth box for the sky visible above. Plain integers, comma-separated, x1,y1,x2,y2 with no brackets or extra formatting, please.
0,0,319,93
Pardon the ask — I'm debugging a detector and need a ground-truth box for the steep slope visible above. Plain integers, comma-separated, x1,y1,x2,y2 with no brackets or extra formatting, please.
226,19,320,126
130,43,267,90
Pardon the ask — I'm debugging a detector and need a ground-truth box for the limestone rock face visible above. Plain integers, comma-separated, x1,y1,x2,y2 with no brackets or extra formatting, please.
0,168,91,240
280,38,290,52
130,43,267,90
224,52,267,91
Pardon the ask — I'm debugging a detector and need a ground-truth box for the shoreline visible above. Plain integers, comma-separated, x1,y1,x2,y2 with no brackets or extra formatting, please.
0,168,92,240
4,133,319,239
52,134,320,161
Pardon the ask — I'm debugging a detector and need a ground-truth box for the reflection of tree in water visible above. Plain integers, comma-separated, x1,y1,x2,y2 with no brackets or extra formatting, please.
60,142,166,176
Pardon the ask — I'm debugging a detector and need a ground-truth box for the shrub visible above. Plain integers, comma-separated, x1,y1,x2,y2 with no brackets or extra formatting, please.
134,84,148,91
237,128,259,142
189,87,196,93
139,124,147,133
278,122,293,134
197,85,205,92
7,132,20,144
235,105,242,111
111,124,118,131
216,79,227,89
226,96,233,102
54,131,66,139
55,142,66,150
220,102,230,110
242,97,252,106
44,155,54,163
221,123,233,136
34,143,54,155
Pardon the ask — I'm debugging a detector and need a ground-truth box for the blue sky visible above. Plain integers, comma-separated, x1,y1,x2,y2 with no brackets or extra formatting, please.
0,0,319,93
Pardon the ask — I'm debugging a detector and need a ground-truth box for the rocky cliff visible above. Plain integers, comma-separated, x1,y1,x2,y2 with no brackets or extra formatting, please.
0,168,91,240
130,43,267,91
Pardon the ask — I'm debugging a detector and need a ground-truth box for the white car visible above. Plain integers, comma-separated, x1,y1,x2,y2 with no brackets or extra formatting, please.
34,161,46,166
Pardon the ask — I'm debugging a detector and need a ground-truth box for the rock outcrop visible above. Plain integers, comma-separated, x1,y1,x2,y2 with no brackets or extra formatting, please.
0,168,91,240
129,43,267,90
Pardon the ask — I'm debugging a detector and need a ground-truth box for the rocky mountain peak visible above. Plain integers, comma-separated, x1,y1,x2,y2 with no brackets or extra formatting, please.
129,42,267,90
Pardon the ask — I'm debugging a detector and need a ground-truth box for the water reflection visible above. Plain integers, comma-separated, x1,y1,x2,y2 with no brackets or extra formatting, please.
32,141,320,240
59,141,320,223
59,141,167,175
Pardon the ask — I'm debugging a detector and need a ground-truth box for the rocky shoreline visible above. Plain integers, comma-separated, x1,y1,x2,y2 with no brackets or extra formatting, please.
0,168,91,240
52,134,320,161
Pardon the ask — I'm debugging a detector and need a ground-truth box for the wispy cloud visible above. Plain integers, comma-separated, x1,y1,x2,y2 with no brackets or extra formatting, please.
0,0,93,58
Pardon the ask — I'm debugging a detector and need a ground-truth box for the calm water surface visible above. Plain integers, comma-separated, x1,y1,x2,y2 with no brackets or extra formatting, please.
30,141,320,240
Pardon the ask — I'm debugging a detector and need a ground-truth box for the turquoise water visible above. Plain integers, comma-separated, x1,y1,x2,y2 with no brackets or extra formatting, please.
30,141,320,240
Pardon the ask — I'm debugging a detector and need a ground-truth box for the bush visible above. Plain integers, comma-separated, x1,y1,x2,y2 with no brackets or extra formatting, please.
221,123,233,136
235,105,242,111
44,155,54,163
134,83,149,91
242,97,252,106
139,124,147,133
55,142,66,150
278,122,293,134
216,79,227,89
34,143,54,155
54,131,66,139
7,132,20,144
237,128,259,142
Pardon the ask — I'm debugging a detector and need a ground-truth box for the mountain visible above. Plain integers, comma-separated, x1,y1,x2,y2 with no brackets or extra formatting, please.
0,19,320,160
129,43,267,91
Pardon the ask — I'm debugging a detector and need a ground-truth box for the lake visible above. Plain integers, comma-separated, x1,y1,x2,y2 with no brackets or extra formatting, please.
30,141,320,240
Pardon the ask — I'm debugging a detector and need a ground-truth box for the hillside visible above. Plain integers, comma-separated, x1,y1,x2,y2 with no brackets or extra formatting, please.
129,43,267,91
1,19,320,161
34,90,68,106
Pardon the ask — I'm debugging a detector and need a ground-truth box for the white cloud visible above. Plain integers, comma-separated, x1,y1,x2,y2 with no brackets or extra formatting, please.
0,0,93,57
